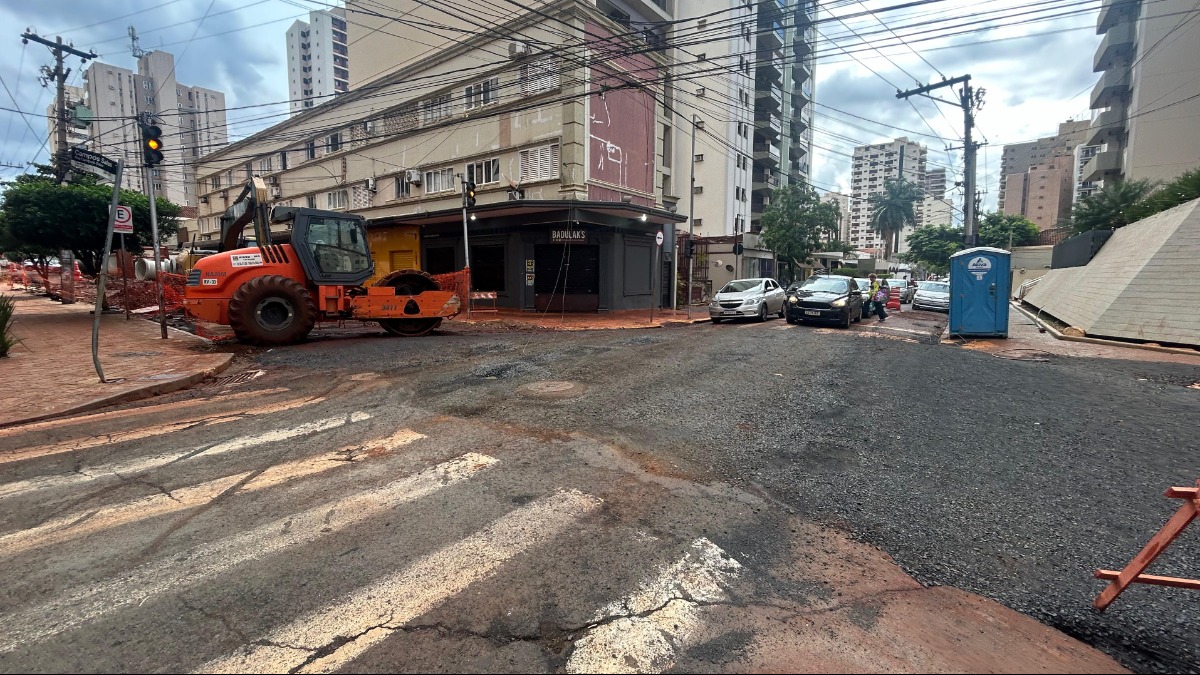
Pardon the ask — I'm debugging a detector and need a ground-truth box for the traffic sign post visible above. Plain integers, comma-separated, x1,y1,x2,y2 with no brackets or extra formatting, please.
92,157,124,382
651,230,664,324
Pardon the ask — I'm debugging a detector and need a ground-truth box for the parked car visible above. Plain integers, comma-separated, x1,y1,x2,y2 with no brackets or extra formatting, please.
785,274,863,328
709,278,787,323
892,279,917,303
912,280,951,312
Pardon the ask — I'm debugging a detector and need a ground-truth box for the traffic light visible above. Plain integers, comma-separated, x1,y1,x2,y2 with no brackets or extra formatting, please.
684,239,695,258
463,180,476,208
141,122,164,167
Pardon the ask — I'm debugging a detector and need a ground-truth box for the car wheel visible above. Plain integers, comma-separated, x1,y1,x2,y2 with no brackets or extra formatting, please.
757,304,767,322
786,315,796,324
842,310,852,329
853,306,862,323
777,302,786,319
711,317,722,324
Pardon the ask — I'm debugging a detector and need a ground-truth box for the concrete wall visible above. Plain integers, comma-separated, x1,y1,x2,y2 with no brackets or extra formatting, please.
1023,198,1200,346
1008,245,1052,298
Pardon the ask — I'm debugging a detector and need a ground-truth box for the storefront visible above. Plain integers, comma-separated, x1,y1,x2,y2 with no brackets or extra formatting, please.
369,200,684,312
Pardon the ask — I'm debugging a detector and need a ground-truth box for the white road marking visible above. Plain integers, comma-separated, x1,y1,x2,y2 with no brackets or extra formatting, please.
197,489,602,675
566,538,742,674
0,428,425,558
1,397,324,465
0,388,290,440
0,452,496,653
0,406,365,501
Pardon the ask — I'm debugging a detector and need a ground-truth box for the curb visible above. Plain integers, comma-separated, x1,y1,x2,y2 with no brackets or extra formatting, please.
1011,302,1200,357
0,353,235,429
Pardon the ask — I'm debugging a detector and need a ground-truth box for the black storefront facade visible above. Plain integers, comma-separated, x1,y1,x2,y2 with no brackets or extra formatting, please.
374,200,684,312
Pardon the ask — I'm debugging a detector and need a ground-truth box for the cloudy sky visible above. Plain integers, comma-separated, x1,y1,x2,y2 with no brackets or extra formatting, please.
0,0,1104,214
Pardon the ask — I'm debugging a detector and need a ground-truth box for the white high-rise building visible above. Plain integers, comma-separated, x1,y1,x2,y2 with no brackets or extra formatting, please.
286,7,350,114
46,85,89,152
82,52,228,208
847,137,927,258
822,191,850,242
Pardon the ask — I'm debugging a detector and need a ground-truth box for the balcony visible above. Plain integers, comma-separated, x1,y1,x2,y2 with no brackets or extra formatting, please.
792,37,811,60
753,143,782,167
752,171,779,194
1090,64,1131,109
1088,107,1125,145
755,86,783,111
755,115,783,139
1094,20,1134,72
757,56,783,83
792,60,812,84
1097,0,1137,34
789,136,808,160
795,2,815,28
790,116,808,137
792,87,811,110
1083,149,1123,182
758,20,784,48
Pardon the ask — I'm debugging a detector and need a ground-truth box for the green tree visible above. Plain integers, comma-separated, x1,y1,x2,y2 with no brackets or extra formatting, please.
1129,167,1200,220
977,212,1040,249
0,167,181,276
902,224,964,275
868,177,925,260
760,180,838,281
1067,179,1155,234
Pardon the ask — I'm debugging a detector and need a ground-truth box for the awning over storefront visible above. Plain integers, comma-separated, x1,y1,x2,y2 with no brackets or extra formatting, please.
367,199,686,229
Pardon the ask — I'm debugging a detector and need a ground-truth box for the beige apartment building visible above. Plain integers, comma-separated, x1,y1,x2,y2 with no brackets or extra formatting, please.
847,137,927,258
82,51,228,209
1000,154,1075,230
194,0,692,312
1085,0,1200,185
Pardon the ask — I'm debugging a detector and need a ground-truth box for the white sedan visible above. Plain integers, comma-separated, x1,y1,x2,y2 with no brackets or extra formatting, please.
709,278,787,323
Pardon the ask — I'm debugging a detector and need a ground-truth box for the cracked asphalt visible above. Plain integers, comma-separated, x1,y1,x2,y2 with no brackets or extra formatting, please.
0,316,1196,673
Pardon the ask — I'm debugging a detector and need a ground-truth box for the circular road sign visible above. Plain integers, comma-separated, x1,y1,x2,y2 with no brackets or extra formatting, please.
655,231,664,246
114,205,134,234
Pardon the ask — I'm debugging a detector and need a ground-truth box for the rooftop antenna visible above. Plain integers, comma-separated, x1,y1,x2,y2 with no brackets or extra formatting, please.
128,26,148,58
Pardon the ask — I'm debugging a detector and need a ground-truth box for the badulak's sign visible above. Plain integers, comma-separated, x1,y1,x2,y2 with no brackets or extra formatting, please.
550,228,588,244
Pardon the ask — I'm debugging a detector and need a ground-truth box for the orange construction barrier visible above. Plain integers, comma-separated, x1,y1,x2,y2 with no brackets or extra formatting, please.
886,285,902,310
1093,479,1200,611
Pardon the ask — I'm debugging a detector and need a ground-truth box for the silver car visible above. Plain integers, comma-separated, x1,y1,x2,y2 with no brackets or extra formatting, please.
912,280,951,312
709,278,787,323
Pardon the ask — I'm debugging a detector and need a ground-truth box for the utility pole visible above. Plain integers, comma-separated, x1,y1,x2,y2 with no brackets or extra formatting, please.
21,31,97,184
896,75,984,248
686,114,698,319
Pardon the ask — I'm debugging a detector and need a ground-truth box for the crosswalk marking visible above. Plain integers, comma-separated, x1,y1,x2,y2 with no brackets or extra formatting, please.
0,452,496,654
1,396,325,466
566,538,742,674
0,388,291,440
0,427,425,559
197,489,602,675
0,408,364,501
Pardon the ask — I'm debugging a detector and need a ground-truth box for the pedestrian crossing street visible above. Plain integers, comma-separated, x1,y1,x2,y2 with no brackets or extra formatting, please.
0,385,748,673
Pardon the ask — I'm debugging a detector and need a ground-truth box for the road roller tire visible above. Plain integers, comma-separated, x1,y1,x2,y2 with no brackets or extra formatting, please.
227,275,317,346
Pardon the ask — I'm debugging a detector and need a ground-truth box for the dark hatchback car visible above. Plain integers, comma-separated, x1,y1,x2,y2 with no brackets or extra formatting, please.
785,275,864,328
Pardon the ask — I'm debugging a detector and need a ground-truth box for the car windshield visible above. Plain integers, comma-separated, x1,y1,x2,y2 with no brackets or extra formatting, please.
918,281,950,293
719,280,763,293
854,279,871,290
798,277,849,293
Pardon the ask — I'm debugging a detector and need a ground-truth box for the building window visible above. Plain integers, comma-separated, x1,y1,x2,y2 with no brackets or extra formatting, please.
422,94,452,125
694,154,704,162
279,151,289,170
467,158,500,185
464,77,499,110
396,175,412,199
693,186,703,195
258,157,272,173
212,175,221,188
520,57,558,94
328,132,343,152
518,143,560,182
305,140,317,160
424,167,456,194
225,171,234,186
326,189,348,210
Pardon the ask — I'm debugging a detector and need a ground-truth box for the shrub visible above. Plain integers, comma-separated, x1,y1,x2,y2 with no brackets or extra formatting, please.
0,294,18,357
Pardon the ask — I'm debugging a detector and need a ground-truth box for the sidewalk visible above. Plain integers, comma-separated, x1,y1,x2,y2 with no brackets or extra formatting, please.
1,292,233,427
949,307,1200,366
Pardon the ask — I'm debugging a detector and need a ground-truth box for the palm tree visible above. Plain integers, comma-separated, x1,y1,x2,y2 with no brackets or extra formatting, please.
1067,179,1155,234
868,178,925,260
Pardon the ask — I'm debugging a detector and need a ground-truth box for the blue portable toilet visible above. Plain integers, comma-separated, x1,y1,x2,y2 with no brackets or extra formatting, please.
949,247,1010,337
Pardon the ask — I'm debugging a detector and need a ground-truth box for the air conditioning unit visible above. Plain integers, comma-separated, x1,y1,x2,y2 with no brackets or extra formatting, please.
507,188,525,201
508,41,531,59
405,169,422,184
270,186,282,198
366,177,377,192
267,175,279,186
199,196,208,204
220,190,228,198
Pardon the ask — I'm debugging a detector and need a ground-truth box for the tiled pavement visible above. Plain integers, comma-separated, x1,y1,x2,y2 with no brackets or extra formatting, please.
1,291,232,427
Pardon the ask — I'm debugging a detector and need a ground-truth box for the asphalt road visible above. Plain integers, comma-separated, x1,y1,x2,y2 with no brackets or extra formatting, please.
1,314,1197,673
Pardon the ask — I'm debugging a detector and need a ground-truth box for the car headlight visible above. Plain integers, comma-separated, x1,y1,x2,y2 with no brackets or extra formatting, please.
832,298,846,307
743,297,762,306
788,296,797,304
